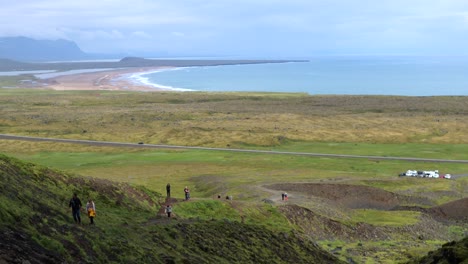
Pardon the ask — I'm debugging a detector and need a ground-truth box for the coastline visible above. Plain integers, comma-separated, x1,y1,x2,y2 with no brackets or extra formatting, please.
19,56,468,95
126,67,195,91
41,67,174,91
2,58,306,92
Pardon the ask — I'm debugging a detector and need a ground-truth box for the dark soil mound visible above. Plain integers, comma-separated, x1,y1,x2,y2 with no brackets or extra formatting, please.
427,198,468,222
268,183,433,210
279,204,390,241
279,204,452,243
393,198,468,222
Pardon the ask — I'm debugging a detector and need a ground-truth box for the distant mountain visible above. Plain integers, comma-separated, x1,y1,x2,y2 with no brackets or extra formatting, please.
0,36,88,62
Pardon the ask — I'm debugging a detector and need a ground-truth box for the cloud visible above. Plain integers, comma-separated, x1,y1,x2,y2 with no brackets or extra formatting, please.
131,31,152,39
171,32,185,37
1,0,468,55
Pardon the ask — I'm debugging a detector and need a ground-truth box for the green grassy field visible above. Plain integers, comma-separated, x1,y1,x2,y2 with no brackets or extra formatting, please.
0,88,467,263
2,142,466,202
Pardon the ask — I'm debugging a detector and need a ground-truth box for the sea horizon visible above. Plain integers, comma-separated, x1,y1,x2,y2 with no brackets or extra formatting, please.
127,55,468,96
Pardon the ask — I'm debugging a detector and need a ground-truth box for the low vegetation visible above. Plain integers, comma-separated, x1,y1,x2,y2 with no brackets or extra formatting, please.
408,236,468,264
0,89,468,148
0,88,467,263
0,154,342,263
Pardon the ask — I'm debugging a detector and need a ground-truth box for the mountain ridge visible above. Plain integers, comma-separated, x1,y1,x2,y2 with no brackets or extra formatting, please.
0,36,89,62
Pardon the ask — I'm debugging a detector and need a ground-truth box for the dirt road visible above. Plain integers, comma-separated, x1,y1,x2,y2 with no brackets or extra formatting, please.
1,133,468,164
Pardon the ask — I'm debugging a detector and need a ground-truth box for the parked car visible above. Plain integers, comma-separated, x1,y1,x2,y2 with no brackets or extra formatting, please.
398,169,445,179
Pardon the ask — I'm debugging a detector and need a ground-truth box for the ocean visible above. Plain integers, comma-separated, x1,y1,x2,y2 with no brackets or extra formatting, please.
129,56,468,96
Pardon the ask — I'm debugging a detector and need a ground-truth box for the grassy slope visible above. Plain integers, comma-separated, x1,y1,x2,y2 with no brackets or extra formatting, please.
1,89,467,263
0,154,343,264
408,236,468,264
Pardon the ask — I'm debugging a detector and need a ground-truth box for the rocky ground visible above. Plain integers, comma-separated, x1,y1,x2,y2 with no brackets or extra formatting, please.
264,182,467,262
266,183,467,237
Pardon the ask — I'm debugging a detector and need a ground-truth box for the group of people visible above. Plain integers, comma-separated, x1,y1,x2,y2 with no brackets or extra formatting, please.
281,192,288,201
165,184,189,218
68,193,96,225
217,194,233,200
68,184,191,223
165,183,190,201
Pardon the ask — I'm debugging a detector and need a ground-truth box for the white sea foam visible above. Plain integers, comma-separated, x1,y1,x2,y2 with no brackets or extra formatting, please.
127,67,195,91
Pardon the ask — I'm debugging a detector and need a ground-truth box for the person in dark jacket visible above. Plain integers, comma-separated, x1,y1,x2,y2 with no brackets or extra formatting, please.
166,183,171,198
69,193,82,224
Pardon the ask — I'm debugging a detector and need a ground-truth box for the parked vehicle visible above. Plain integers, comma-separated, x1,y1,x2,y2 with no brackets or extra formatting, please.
398,169,449,179
400,170,418,177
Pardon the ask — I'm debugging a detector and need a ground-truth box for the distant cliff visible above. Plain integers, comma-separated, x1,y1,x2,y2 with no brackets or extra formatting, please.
0,36,88,62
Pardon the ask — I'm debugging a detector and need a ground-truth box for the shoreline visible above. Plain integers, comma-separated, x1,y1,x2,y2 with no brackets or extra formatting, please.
5,58,306,92
126,67,195,92
41,67,176,91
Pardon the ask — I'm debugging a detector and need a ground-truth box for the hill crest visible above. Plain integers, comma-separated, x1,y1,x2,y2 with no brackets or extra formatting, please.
0,154,343,263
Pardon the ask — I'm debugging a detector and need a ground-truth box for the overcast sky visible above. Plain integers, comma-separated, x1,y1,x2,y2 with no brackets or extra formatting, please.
1,0,468,57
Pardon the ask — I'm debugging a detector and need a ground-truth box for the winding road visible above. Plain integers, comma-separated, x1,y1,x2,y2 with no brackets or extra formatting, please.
1,133,468,165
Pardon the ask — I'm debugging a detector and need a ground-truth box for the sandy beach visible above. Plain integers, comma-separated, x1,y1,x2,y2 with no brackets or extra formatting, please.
43,67,170,91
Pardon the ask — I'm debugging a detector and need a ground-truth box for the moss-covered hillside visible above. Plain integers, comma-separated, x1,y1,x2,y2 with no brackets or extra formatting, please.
0,154,343,263
408,236,468,264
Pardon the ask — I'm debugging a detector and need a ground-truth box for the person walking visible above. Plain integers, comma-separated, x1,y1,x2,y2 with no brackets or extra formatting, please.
86,199,96,225
184,186,190,201
166,183,171,198
165,204,172,218
69,193,82,224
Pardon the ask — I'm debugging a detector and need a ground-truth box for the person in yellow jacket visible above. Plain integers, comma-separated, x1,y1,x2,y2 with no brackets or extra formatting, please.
86,199,96,225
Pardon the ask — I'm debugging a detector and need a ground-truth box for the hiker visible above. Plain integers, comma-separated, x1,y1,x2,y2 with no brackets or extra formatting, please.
184,186,190,200
284,192,288,201
86,199,96,225
165,204,172,218
69,193,82,224
166,183,171,198
281,193,285,201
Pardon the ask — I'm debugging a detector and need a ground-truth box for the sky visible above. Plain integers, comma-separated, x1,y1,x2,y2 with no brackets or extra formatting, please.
1,0,468,57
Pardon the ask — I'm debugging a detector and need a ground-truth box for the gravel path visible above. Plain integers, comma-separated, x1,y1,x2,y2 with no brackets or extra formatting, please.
1,133,468,164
